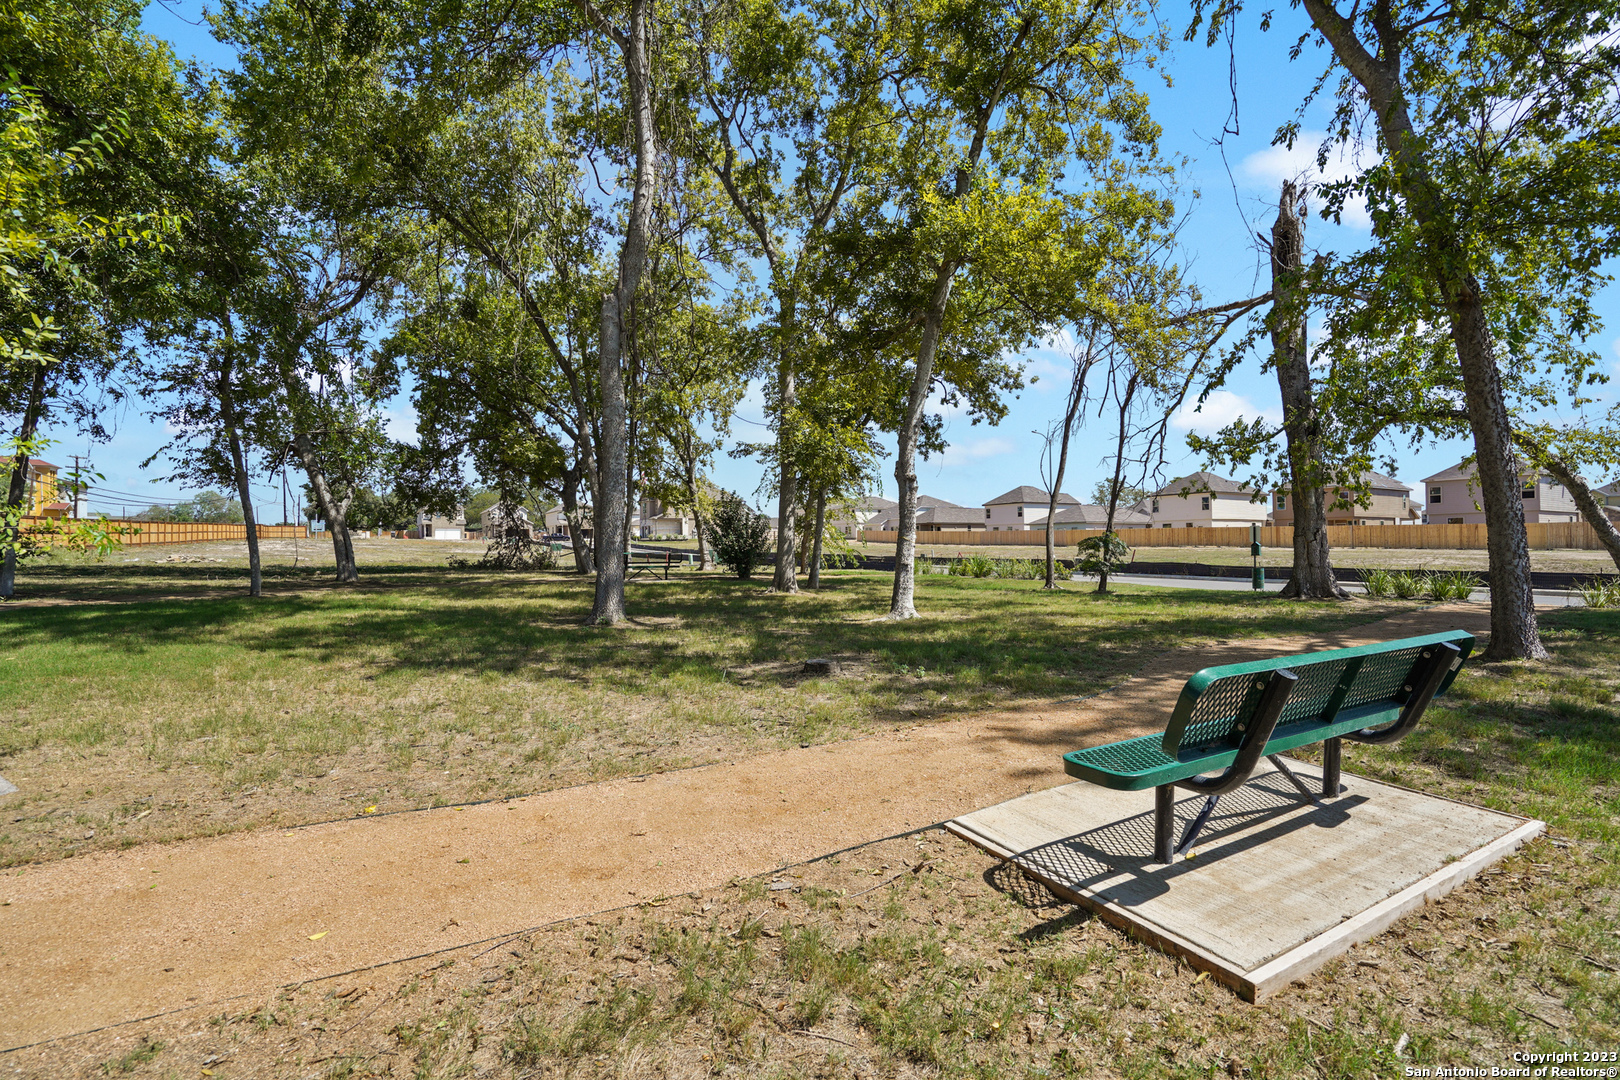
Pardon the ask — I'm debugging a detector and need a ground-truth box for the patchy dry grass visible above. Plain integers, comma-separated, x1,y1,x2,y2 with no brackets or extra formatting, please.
0,564,1398,866
7,593,1618,1079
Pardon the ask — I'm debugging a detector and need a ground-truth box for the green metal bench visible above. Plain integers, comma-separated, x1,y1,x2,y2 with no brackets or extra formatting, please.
1062,630,1475,863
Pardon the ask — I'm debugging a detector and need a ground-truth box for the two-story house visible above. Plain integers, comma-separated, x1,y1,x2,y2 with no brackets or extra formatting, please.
0,456,69,517
413,507,468,540
1147,471,1268,528
1421,460,1580,524
983,486,1080,531
1271,471,1420,527
869,495,984,532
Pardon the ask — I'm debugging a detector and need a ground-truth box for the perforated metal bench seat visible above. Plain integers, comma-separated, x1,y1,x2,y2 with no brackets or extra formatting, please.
1059,630,1476,861
1062,700,1438,790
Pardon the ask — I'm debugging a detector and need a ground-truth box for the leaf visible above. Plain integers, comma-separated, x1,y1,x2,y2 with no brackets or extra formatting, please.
308,931,328,940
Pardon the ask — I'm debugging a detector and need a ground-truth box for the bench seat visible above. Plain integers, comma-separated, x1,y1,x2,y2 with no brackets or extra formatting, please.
1063,700,1417,791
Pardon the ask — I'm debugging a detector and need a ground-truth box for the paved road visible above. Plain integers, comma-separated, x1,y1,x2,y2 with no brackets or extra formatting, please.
1094,573,1586,608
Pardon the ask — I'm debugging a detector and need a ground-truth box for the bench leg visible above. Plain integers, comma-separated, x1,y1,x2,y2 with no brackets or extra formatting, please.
1323,738,1342,797
1154,785,1175,863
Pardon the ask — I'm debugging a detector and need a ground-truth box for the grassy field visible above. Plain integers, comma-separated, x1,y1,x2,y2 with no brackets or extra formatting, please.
0,551,1407,867
60,608,1620,1079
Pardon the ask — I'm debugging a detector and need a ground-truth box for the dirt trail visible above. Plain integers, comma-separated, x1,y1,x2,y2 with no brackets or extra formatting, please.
0,604,1489,1051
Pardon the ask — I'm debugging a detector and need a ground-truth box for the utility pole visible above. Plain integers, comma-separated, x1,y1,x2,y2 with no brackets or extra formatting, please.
282,466,289,527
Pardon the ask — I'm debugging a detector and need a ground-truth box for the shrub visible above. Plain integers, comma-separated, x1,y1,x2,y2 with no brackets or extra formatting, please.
999,557,1043,580
1075,531,1132,581
950,553,997,578
1390,570,1425,599
1361,568,1395,597
1425,570,1477,601
709,492,773,579
1577,576,1620,608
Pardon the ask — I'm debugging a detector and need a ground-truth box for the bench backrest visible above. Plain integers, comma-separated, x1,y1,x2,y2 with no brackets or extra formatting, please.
1161,630,1476,756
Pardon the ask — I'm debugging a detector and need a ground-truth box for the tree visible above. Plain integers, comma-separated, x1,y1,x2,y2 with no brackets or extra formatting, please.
821,0,1166,619
1266,183,1348,600
1189,0,1620,658
708,490,772,579
1,0,191,598
1091,480,1146,508
687,0,886,594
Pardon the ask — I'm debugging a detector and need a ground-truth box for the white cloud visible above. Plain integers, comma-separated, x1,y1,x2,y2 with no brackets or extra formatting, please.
936,437,1016,467
1240,133,1375,230
1170,389,1278,433
382,405,420,445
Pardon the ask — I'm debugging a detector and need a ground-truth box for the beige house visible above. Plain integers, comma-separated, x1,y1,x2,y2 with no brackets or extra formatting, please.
1271,471,1420,527
1147,471,1268,529
638,497,692,538
1421,460,1579,524
413,507,468,540
983,486,1080,531
1047,504,1151,530
828,495,897,537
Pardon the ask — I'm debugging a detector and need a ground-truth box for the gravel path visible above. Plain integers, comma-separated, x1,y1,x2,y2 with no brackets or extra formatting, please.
0,603,1491,1052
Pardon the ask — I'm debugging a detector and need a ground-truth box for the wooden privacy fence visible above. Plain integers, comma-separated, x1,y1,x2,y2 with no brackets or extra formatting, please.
22,518,305,546
858,521,1611,551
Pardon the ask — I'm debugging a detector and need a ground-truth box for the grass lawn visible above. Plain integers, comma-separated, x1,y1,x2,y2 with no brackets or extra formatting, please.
0,556,1405,867
58,609,1619,1079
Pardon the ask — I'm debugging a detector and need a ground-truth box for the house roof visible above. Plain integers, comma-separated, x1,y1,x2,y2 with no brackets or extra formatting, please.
0,456,59,474
1048,504,1152,527
984,485,1080,506
1596,480,1620,498
1152,471,1252,496
1423,458,1592,486
917,505,989,526
1276,470,1412,495
847,495,898,513
916,494,964,509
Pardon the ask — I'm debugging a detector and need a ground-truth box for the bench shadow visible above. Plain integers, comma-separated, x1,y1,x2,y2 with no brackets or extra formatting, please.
996,769,1369,906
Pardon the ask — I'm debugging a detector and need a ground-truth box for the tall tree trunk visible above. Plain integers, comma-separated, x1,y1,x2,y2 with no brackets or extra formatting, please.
1042,347,1091,590
561,468,592,574
1533,456,1620,572
1269,181,1349,600
773,361,800,593
592,291,630,624
808,487,827,590
681,443,712,570
1096,379,1135,595
890,262,958,619
217,350,262,598
1300,0,1545,659
576,0,656,626
0,362,48,599
289,432,358,583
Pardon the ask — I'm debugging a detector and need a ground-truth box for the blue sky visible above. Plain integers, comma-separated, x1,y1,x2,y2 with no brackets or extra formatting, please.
50,0,1620,519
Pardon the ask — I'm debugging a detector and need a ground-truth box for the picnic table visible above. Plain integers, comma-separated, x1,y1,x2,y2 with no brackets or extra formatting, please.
1062,630,1475,862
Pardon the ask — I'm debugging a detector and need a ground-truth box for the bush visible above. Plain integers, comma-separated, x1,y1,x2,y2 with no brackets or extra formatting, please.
1361,568,1395,597
1425,570,1477,601
1390,570,1425,599
950,554,997,578
1577,576,1620,608
709,492,773,579
998,557,1043,579
1075,531,1132,581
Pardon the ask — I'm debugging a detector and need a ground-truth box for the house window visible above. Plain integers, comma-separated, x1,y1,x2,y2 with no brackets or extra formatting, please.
1447,517,1464,524
1161,523,1171,529
1522,482,1535,499
1430,487,1442,504
985,508,991,519
1277,495,1286,510
1151,498,1159,513
1200,495,1210,510
1016,506,1023,517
